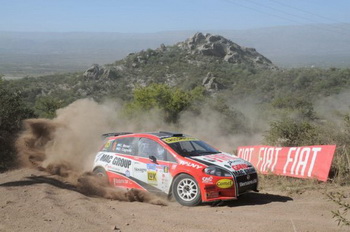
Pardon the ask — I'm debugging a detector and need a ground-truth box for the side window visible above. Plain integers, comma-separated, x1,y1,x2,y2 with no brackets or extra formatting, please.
137,138,176,162
164,150,177,163
137,138,155,158
111,137,137,155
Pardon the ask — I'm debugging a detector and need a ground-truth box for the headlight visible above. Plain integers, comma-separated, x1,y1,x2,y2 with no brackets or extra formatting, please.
204,166,231,177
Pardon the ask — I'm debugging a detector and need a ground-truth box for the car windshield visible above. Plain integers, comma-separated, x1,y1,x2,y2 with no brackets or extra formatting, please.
167,140,220,157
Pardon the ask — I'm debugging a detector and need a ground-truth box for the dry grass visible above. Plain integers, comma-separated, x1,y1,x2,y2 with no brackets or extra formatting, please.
258,174,328,196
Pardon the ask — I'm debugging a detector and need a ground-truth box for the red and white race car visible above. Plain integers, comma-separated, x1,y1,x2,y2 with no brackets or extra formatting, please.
93,131,258,206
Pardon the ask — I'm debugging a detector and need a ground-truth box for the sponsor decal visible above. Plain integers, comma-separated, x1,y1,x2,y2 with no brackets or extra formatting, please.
162,137,198,144
111,157,132,168
179,160,203,169
160,173,170,191
155,165,169,173
237,145,336,182
116,143,132,153
239,179,257,187
231,164,249,171
99,154,113,163
134,167,147,173
113,178,129,186
202,154,239,163
216,179,233,189
147,171,157,185
163,166,169,173
202,176,213,184
147,163,157,170
103,141,111,150
107,166,122,173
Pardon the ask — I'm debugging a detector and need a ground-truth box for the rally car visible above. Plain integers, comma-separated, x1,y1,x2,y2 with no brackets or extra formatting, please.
93,131,258,206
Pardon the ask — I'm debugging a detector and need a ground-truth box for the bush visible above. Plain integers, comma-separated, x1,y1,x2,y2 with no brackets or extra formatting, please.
34,96,66,119
264,117,319,147
0,78,36,171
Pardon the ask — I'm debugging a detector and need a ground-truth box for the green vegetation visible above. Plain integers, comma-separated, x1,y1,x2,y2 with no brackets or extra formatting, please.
0,76,35,171
125,84,205,123
1,43,350,189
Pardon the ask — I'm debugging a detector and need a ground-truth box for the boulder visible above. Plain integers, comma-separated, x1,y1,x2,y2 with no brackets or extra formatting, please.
83,64,118,79
202,72,218,92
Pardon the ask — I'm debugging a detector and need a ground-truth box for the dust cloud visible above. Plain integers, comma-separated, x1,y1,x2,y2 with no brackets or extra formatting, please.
178,98,267,153
16,99,167,205
15,97,264,204
314,90,350,126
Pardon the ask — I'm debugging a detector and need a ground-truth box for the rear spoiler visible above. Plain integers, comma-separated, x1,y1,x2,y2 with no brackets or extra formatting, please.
159,131,184,137
101,132,132,139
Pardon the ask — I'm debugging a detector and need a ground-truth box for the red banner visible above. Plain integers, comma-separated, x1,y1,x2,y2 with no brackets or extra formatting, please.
237,145,336,182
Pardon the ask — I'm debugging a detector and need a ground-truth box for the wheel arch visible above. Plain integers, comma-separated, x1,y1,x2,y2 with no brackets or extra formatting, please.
169,172,197,195
93,165,106,172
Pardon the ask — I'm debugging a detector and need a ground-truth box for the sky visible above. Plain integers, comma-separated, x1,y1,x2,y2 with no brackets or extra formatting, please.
1,0,350,33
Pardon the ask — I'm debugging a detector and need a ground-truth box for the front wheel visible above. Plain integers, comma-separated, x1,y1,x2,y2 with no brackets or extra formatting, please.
172,174,201,206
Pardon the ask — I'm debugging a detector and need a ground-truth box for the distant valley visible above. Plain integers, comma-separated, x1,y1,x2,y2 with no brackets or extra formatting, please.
1,23,350,77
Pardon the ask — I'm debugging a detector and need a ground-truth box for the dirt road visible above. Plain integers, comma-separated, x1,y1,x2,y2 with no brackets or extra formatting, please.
0,168,348,232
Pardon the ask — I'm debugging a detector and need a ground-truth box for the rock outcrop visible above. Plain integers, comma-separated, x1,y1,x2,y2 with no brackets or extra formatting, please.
83,64,118,79
202,72,219,92
178,32,276,69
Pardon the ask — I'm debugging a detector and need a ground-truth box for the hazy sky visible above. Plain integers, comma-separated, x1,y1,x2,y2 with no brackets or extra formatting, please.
1,0,349,33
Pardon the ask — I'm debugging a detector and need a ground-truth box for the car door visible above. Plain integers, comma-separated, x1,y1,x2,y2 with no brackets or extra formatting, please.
133,137,175,194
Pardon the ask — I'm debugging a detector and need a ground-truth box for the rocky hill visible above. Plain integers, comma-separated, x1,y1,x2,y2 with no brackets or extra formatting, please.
4,33,278,105
82,32,276,95
177,32,274,68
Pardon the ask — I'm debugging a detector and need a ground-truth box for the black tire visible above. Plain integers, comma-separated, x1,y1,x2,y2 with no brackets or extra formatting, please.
172,174,201,206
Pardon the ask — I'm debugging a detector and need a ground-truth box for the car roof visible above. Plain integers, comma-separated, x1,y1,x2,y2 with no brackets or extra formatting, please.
102,131,187,140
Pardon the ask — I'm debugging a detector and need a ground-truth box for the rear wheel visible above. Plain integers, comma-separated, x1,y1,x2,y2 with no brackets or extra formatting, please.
173,174,201,206
93,167,109,183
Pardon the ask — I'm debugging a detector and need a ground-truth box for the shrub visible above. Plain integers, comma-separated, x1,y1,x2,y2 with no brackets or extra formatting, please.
0,78,36,171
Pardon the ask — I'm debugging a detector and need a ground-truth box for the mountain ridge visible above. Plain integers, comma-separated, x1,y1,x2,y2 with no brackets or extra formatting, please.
1,23,349,77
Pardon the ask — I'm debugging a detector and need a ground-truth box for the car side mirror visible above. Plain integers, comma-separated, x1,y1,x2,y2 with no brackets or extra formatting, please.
149,155,157,164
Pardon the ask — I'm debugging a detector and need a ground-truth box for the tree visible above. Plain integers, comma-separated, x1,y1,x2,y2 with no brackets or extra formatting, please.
34,96,65,119
125,84,205,123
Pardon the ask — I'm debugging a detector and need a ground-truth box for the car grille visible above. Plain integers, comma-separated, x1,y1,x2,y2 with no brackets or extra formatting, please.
235,173,258,194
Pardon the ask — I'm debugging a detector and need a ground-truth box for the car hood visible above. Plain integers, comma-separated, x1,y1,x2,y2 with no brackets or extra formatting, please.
189,152,256,176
